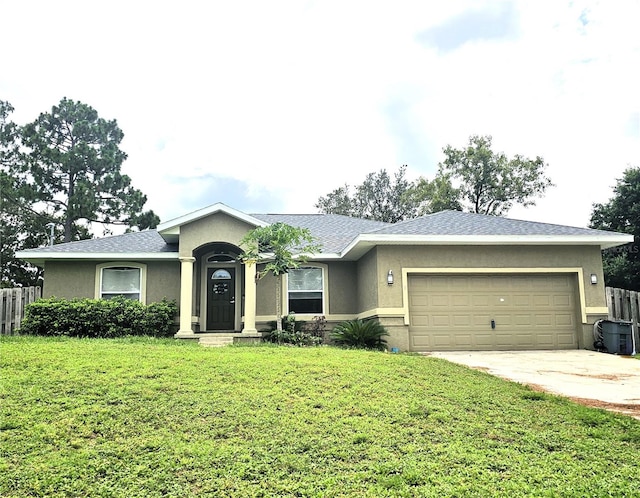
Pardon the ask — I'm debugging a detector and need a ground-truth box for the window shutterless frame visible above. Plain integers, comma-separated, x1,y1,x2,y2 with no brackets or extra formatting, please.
95,262,147,303
286,265,326,315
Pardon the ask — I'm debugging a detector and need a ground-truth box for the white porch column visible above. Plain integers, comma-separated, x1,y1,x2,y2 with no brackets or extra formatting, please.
242,261,258,333
176,256,196,337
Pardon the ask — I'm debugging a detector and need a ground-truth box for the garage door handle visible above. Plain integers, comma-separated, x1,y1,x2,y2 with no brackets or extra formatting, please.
491,319,496,329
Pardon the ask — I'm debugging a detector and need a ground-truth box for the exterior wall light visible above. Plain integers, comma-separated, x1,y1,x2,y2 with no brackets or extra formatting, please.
387,270,394,285
590,273,598,285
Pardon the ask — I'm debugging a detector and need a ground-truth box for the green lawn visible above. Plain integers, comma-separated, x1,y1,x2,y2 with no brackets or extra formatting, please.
1,337,639,497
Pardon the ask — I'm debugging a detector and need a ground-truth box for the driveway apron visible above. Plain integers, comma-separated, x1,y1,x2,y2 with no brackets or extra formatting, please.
427,350,640,419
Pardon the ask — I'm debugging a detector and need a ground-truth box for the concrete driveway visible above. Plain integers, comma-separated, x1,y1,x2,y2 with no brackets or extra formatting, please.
427,350,640,419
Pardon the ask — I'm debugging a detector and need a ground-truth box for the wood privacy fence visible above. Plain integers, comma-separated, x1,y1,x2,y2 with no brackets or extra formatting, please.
0,287,41,335
605,287,640,350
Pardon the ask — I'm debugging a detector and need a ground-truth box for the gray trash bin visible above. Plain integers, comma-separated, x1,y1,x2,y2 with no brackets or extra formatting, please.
601,320,633,355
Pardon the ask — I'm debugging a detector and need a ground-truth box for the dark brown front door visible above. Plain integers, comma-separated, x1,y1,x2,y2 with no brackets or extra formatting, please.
207,267,235,330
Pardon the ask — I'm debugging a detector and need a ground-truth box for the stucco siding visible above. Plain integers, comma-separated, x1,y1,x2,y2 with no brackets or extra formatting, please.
326,262,358,314
256,270,277,316
179,213,254,257
43,261,96,299
356,248,378,313
146,261,180,303
43,260,180,304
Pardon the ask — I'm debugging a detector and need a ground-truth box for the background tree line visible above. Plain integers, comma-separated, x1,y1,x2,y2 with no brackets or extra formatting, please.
1,98,159,287
3,98,637,291
316,135,553,222
316,135,639,290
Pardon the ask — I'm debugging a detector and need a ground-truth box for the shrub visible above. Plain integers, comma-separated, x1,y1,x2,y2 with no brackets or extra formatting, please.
302,315,327,341
330,319,389,350
19,297,178,338
263,314,323,346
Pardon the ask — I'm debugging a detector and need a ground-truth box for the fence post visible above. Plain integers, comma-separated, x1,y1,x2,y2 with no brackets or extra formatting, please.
6,289,14,335
606,287,614,320
14,287,23,331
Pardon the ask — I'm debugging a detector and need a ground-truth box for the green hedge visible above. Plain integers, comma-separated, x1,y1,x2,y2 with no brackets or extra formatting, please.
19,297,178,338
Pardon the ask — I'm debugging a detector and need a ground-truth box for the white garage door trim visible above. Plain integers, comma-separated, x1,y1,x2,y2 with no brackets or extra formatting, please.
401,267,587,326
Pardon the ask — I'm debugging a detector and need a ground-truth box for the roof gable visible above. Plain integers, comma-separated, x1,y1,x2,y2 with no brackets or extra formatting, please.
157,202,268,243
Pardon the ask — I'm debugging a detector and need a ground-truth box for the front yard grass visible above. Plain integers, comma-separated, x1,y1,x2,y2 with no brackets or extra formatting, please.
1,336,639,497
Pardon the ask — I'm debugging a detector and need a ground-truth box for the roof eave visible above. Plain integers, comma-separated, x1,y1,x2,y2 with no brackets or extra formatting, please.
15,251,179,265
340,234,634,259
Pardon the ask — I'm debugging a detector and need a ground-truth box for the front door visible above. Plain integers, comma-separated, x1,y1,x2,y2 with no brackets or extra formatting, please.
207,267,236,330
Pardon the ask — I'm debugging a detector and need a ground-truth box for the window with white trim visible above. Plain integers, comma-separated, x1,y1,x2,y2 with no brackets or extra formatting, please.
100,266,142,301
288,266,324,314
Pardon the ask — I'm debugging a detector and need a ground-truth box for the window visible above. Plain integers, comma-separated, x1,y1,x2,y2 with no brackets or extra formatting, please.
288,266,323,314
99,265,143,301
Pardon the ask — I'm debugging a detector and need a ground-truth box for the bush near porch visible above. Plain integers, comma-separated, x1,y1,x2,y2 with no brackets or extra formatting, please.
2,337,639,497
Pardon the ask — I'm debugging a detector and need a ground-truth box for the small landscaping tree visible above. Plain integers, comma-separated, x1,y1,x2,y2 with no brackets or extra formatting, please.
240,223,321,332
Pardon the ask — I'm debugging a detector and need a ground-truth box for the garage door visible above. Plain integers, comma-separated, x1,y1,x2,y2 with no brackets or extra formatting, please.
408,274,578,351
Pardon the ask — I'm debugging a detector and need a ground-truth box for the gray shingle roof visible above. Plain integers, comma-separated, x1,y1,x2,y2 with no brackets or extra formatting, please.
370,210,622,237
17,209,627,258
23,230,177,254
252,214,389,253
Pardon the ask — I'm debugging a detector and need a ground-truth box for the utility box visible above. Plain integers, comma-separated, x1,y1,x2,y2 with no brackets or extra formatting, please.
601,320,633,355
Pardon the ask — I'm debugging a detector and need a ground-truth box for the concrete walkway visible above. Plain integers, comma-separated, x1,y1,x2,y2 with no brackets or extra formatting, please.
427,350,640,419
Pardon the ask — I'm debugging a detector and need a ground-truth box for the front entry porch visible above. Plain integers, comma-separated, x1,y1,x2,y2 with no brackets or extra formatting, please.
175,242,259,338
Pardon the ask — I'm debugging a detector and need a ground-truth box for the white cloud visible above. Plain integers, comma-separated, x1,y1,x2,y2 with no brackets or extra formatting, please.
2,0,638,228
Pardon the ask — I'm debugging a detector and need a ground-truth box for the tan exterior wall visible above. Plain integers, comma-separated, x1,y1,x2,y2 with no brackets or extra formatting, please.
179,213,253,257
43,261,97,299
43,260,180,304
356,248,378,313
146,261,181,303
327,261,358,314
256,270,278,316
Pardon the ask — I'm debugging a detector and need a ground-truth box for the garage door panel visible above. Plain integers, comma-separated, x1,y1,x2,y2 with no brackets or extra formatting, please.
535,314,553,326
471,295,491,307
431,295,450,307
452,315,471,326
513,314,533,326
535,333,556,348
409,274,578,351
552,295,572,307
512,334,536,348
557,333,576,347
555,314,574,326
454,335,473,347
533,295,551,307
452,295,470,306
474,334,493,346
432,315,450,327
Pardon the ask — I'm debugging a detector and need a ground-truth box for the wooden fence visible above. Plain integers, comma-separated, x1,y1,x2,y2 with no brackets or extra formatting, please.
605,287,640,352
0,287,42,335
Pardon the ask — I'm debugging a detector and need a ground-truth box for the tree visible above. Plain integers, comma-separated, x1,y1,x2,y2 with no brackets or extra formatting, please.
590,167,640,291
315,165,419,223
0,100,49,287
408,173,462,215
1,98,160,287
436,135,553,216
20,97,159,243
240,223,321,332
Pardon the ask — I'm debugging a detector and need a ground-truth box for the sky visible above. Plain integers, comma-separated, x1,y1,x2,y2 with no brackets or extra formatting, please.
2,0,639,229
